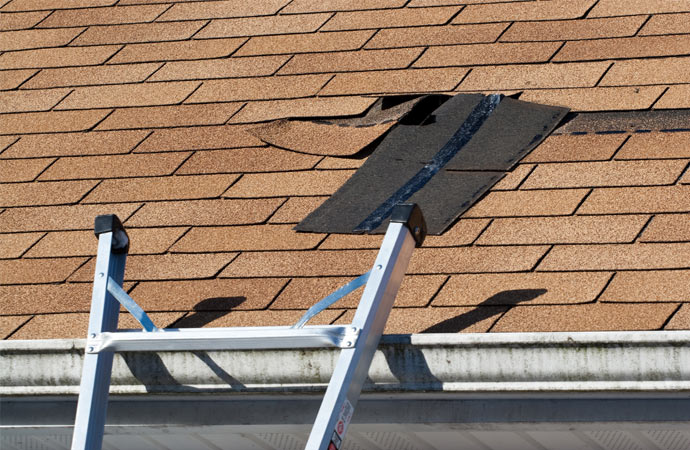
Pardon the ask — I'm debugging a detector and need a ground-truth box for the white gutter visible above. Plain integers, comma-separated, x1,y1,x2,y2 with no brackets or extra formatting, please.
3,330,689,395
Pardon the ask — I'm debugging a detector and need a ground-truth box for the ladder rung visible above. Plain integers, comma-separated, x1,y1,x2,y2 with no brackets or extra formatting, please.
86,325,360,353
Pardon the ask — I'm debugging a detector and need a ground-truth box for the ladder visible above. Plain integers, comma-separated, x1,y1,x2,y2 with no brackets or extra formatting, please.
71,203,427,450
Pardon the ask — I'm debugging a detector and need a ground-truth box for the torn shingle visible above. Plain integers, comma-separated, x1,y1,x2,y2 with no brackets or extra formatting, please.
297,94,567,234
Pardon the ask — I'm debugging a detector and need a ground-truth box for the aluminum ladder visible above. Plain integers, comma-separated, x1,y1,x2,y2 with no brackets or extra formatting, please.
70,203,427,450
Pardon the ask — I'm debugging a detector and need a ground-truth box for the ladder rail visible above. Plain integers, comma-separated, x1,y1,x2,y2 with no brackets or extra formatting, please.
70,204,426,450
71,218,128,450
305,221,416,450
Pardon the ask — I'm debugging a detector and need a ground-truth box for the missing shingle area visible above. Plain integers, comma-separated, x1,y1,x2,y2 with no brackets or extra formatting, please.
292,94,568,235
554,109,690,136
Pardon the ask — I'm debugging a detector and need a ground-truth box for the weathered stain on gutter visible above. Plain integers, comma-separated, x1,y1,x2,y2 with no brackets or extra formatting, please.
1,331,689,396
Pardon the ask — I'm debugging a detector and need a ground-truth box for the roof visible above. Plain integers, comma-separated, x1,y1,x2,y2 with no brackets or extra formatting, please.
1,0,689,340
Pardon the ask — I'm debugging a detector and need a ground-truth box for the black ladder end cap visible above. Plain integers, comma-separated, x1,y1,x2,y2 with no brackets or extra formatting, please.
94,214,129,254
390,203,426,247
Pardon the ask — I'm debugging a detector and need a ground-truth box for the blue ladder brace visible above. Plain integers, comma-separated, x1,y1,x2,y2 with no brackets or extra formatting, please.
71,204,427,450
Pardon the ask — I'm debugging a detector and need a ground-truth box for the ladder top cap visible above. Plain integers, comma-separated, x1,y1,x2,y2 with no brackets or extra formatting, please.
390,203,426,247
94,214,129,254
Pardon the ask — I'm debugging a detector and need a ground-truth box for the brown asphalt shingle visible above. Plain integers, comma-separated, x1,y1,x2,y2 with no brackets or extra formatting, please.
2,0,690,338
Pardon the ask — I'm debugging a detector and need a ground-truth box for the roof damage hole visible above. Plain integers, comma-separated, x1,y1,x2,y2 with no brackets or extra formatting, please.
248,95,446,158
296,94,568,235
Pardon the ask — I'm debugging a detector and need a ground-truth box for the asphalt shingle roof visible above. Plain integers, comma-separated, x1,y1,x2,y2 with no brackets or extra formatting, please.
1,0,689,339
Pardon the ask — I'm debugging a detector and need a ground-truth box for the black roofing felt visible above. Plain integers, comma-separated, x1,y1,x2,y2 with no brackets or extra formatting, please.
296,94,568,235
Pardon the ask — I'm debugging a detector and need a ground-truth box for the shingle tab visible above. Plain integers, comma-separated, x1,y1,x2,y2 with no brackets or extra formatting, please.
224,171,354,197
70,21,207,46
22,63,161,89
615,132,690,159
407,246,550,274
235,30,375,56
578,185,690,214
538,242,690,271
433,272,612,306
454,0,596,23
185,75,330,103
0,316,31,339
589,0,690,17
71,252,238,282
39,152,190,180
0,232,44,258
125,198,283,227
554,35,690,62
639,12,690,36
54,81,199,110
83,174,239,203
95,103,243,129
37,4,169,27
228,96,376,123
7,312,184,340
129,278,288,311
639,213,690,243
282,0,406,14
523,134,627,163
221,249,376,277
279,48,424,74
156,0,290,21
500,16,646,42
0,88,71,113
108,38,246,64
414,41,561,67
134,125,262,153
1,130,148,158
492,303,678,332
0,180,97,207
0,203,141,232
366,23,508,49
321,6,461,31
0,27,84,51
0,45,120,69
0,11,50,31
477,215,649,245
521,160,687,189
0,257,87,284
0,68,38,90
601,270,690,303
320,67,468,95
1,0,115,11
149,55,288,81
196,13,332,39
0,158,54,182
654,85,690,110
519,86,665,112
464,189,589,217
459,62,610,90
176,147,320,174
601,56,690,86
171,225,324,252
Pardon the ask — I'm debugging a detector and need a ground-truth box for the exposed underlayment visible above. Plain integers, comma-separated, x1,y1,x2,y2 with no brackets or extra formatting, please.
1,0,690,340
297,94,567,234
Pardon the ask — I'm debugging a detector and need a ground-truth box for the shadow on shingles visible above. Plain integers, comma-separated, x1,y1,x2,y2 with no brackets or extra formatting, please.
121,296,249,393
377,289,547,391
422,288,547,333
172,296,246,328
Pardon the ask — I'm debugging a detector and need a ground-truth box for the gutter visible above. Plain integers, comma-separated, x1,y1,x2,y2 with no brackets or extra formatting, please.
3,330,689,396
